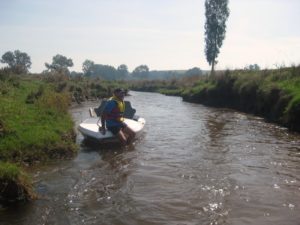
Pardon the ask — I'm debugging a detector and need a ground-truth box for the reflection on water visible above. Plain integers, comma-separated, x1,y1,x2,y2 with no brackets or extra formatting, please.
1,91,300,225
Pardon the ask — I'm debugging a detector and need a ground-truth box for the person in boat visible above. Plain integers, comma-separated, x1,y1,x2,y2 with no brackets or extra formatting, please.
98,88,135,145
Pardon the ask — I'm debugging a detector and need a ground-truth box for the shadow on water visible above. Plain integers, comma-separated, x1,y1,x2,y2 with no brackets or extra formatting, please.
80,138,137,170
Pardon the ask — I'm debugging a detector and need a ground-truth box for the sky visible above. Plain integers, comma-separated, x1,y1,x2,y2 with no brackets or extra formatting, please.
0,0,299,73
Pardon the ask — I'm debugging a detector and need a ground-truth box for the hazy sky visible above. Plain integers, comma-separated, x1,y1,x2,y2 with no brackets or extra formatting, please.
0,0,299,73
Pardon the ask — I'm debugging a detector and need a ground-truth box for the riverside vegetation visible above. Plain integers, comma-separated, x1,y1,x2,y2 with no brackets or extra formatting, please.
130,66,300,132
0,73,75,203
1,66,299,204
0,71,127,204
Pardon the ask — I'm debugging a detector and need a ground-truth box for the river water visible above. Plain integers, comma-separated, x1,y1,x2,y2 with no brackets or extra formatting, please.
1,91,300,225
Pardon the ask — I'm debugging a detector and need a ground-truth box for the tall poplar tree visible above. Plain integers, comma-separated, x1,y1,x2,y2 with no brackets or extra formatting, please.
204,0,229,74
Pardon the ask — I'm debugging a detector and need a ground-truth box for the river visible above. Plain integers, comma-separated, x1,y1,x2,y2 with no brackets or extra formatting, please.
1,91,300,225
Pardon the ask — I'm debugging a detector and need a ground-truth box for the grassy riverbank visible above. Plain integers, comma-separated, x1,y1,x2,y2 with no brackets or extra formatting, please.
130,66,300,132
0,74,78,203
42,73,129,103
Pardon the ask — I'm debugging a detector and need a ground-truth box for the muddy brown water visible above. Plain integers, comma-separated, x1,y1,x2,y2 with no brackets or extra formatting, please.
1,91,300,225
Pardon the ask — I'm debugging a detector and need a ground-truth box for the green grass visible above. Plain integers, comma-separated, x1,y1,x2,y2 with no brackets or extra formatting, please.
0,161,36,202
0,162,20,181
0,76,77,163
0,74,78,201
262,67,300,113
190,80,215,93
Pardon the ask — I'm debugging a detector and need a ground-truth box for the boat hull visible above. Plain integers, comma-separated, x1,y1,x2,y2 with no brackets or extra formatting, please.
78,117,145,142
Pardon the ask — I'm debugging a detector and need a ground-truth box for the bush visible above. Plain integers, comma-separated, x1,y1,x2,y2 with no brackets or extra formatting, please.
25,85,44,104
42,72,69,83
37,90,71,113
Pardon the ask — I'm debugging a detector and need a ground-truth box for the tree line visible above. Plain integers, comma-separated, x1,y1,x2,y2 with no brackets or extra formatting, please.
0,51,207,80
1,49,262,80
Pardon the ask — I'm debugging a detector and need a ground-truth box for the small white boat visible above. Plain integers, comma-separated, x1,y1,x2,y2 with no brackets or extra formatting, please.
78,100,146,142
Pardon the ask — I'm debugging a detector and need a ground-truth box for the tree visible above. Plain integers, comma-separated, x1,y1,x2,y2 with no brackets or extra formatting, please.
45,54,73,74
82,61,127,80
1,50,32,74
93,64,118,80
204,0,229,74
70,71,83,77
244,64,260,71
186,67,203,76
82,59,95,76
131,65,149,79
117,64,129,79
